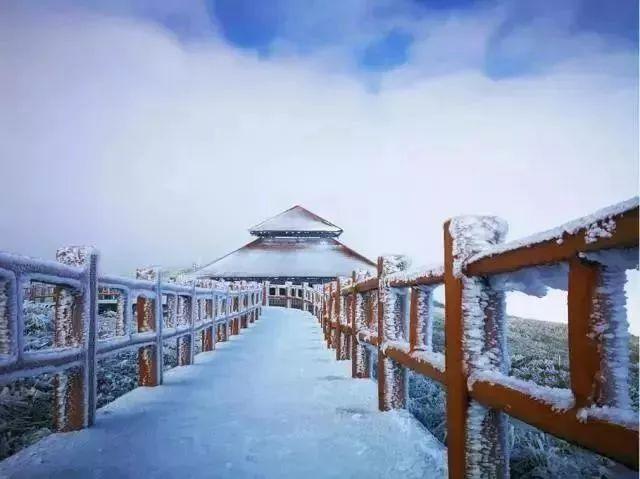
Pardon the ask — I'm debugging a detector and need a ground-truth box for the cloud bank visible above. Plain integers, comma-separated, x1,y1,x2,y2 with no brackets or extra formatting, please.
0,3,637,329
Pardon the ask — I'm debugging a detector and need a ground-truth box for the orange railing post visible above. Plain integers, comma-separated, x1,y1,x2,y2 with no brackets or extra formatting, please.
351,271,370,378
53,246,98,431
334,278,342,358
568,256,630,409
377,255,410,411
444,217,508,478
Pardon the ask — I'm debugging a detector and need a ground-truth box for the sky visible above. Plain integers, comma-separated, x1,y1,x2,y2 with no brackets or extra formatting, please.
0,1,638,330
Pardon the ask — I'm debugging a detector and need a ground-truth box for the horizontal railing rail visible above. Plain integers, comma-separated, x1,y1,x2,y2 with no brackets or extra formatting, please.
320,198,639,478
0,247,262,433
262,281,323,315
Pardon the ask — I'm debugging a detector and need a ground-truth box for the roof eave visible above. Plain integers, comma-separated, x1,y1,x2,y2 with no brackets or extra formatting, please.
249,230,343,237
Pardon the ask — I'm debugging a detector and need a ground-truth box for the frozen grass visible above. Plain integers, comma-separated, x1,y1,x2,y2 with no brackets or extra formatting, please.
407,307,639,477
163,339,178,371
23,302,54,351
0,373,54,460
96,351,138,409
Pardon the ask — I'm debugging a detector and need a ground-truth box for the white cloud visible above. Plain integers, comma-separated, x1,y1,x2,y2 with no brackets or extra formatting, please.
0,8,637,331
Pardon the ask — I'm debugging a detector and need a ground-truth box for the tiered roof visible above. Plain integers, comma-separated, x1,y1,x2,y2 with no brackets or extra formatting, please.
249,205,343,237
192,206,374,282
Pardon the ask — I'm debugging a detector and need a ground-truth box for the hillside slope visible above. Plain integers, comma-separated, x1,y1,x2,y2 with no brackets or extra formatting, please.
409,305,638,478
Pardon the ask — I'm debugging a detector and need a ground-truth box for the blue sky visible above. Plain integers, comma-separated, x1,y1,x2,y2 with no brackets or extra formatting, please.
12,0,639,80
207,0,638,77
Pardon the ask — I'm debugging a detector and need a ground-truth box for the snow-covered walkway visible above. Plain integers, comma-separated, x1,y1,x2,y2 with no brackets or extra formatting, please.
0,307,446,478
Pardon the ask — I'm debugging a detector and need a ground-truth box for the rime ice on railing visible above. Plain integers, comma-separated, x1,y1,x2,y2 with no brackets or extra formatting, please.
378,255,410,411
0,279,10,355
319,197,639,478
0,245,262,438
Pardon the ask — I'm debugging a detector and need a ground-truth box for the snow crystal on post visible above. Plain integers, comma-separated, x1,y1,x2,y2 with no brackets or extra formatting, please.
377,255,410,412
445,216,509,479
409,286,434,353
352,285,370,379
135,268,160,387
138,345,158,387
593,264,631,408
53,367,85,432
569,249,636,411
335,276,351,361
302,282,309,312
54,246,98,430
330,279,339,353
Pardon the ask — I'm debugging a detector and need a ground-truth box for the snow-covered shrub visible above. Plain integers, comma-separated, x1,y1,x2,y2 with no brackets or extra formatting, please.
0,374,54,460
194,334,203,356
163,339,178,371
96,351,137,409
509,419,625,478
408,372,446,444
98,310,118,340
23,301,54,351
431,300,446,354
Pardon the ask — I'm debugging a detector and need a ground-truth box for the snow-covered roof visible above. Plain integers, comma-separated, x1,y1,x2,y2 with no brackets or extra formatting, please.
249,206,343,237
190,237,375,280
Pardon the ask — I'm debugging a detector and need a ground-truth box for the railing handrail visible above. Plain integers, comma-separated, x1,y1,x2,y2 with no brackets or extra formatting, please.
0,248,263,433
320,197,639,477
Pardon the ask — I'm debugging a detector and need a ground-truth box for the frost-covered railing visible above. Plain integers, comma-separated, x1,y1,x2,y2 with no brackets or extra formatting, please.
263,281,322,316
0,247,262,433
320,198,639,478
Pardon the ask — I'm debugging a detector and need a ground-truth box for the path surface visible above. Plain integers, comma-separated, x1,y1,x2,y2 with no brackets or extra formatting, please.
0,307,446,479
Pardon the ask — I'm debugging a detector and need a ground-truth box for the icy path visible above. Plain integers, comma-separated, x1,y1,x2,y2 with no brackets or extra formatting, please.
0,307,446,479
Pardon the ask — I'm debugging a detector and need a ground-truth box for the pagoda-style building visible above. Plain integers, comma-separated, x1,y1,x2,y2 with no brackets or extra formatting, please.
191,206,375,284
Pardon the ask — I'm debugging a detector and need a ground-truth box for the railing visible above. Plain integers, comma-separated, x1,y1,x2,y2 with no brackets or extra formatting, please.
320,198,639,478
0,246,262,432
262,281,322,316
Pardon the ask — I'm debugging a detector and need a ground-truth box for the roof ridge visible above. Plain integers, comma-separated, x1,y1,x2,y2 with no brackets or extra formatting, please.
249,205,343,235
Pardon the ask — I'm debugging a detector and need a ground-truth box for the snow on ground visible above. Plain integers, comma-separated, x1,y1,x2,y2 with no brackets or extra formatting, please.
0,307,446,479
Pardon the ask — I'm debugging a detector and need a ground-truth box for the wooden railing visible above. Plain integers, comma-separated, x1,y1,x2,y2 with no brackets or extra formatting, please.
319,198,639,478
0,246,262,432
262,281,322,316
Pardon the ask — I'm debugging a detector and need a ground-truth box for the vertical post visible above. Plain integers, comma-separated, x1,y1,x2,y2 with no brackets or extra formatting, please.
0,275,13,357
334,278,342,357
154,271,164,385
52,368,85,432
285,281,292,309
444,216,508,479
568,256,630,409
377,256,409,411
320,286,325,326
220,323,227,342
85,251,98,427
138,344,158,387
351,272,370,378
203,326,213,351
341,278,352,360
133,269,159,386
409,287,433,352
302,282,308,311
325,283,333,346
54,246,98,430
178,334,191,365
213,293,219,346
190,285,196,363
